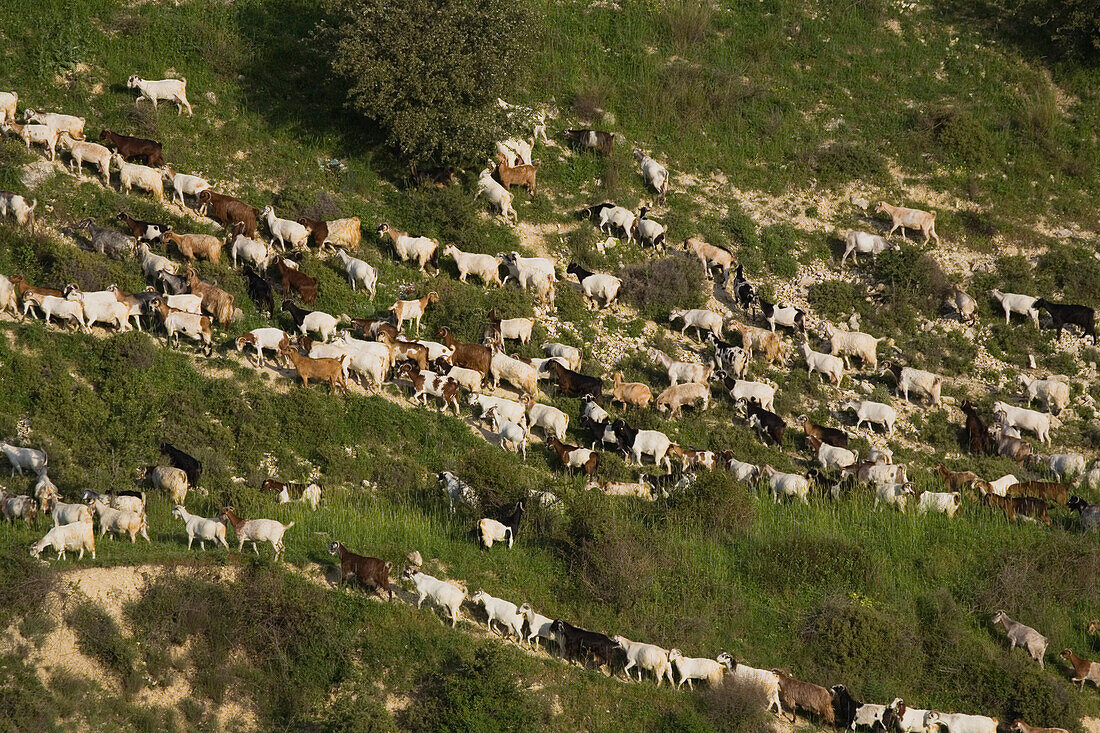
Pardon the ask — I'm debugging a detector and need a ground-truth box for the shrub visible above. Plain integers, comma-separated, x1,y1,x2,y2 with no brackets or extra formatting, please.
320,0,537,168
620,253,705,321
402,645,538,732
663,0,714,47
702,678,773,733
799,595,925,691
813,143,891,188
669,470,757,536
808,281,863,321
746,536,876,594
1002,0,1100,60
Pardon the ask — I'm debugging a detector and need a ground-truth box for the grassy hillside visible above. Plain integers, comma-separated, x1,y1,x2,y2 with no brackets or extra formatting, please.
0,0,1099,731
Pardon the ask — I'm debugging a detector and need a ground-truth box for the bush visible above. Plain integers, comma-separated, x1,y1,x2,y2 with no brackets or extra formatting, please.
669,470,757,536
808,281,863,321
813,143,891,188
746,536,876,595
320,0,537,168
702,678,773,733
620,253,705,321
402,645,538,732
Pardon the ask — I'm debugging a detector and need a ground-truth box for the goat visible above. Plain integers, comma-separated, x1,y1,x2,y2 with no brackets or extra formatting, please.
585,203,635,243
88,498,149,543
1005,480,1068,505
563,129,615,155
164,229,222,264
761,465,809,504
841,399,896,434
669,308,723,341
281,344,348,394
981,493,1051,526
923,711,998,733
551,619,620,670
798,414,849,449
632,206,666,248
112,154,166,200
477,167,518,223
442,244,501,286
399,363,461,413
389,292,438,336
611,371,652,408
647,347,710,385
747,403,786,445
3,120,58,160
30,521,95,560
220,505,294,560
945,283,977,321
75,218,131,260
377,222,438,271
437,472,478,513
1068,495,1100,531
149,297,213,355
990,289,1039,327
260,478,323,510
915,490,962,517
0,191,37,231
481,407,529,459
127,75,192,114
163,167,210,206
681,237,733,278
547,436,599,476
98,129,163,166
1011,720,1069,733
198,190,258,238
823,324,885,370
260,205,310,250
615,635,673,685
546,361,603,402
882,361,942,405
1034,298,1096,344
830,684,882,730
842,230,897,266
136,465,189,506
496,154,538,195
1060,648,1100,690
276,257,319,303
160,442,202,487
875,201,939,244
1,441,48,477
668,650,725,689
172,506,228,550
772,670,834,725
633,149,668,201
934,464,980,492
656,382,710,419
329,541,392,599
58,133,111,184
0,92,16,124
403,567,465,626
1018,374,1070,415
477,500,524,550
993,401,1054,444
566,262,621,308
800,342,845,385
1,492,37,526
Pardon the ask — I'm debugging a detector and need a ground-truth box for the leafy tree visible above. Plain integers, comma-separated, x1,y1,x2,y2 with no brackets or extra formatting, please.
319,0,538,169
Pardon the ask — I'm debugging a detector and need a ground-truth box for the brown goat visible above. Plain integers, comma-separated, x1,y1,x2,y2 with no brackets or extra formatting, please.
981,492,1051,526
960,400,991,455
935,463,981,492
1012,719,1070,733
280,345,347,394
1006,481,1068,505
611,371,652,408
197,190,258,238
98,129,162,166
436,326,491,377
1059,649,1100,690
10,274,62,317
275,258,318,303
329,541,392,599
772,670,834,725
666,444,716,470
798,414,850,449
496,154,538,195
184,268,235,326
352,317,399,342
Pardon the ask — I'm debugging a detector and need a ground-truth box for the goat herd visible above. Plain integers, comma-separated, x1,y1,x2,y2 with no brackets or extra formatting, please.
1,76,1099,726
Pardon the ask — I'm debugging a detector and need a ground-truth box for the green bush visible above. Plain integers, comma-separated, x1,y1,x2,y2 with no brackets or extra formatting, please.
320,0,537,168
669,470,757,536
813,143,891,188
808,281,863,321
402,645,538,733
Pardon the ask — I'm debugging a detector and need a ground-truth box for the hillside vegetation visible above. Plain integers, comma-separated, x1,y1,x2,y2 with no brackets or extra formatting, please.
0,0,1098,731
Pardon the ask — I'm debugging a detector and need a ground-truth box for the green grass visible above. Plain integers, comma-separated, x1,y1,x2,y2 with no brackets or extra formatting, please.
0,0,1099,729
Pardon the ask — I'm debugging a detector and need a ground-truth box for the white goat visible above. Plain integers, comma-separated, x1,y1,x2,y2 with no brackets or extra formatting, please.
841,399,896,434
58,134,111,184
669,308,723,340
172,505,228,550
542,342,581,371
800,342,845,384
31,520,95,560
163,167,210,206
648,347,710,385
668,649,725,690
471,590,525,639
993,401,1054,444
260,205,309,250
875,482,914,511
875,201,939,244
404,568,466,627
823,324,885,370
916,491,961,517
1018,374,1070,415
517,603,555,649
990,289,1039,327
127,75,192,115
477,167,518,223
761,465,810,504
842,230,897,266
633,149,669,200
483,406,528,459
1,442,47,476
443,244,501,286
113,154,165,200
615,635,673,685
332,248,377,297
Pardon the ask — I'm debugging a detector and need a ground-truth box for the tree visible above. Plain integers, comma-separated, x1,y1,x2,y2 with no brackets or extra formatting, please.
319,0,538,169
